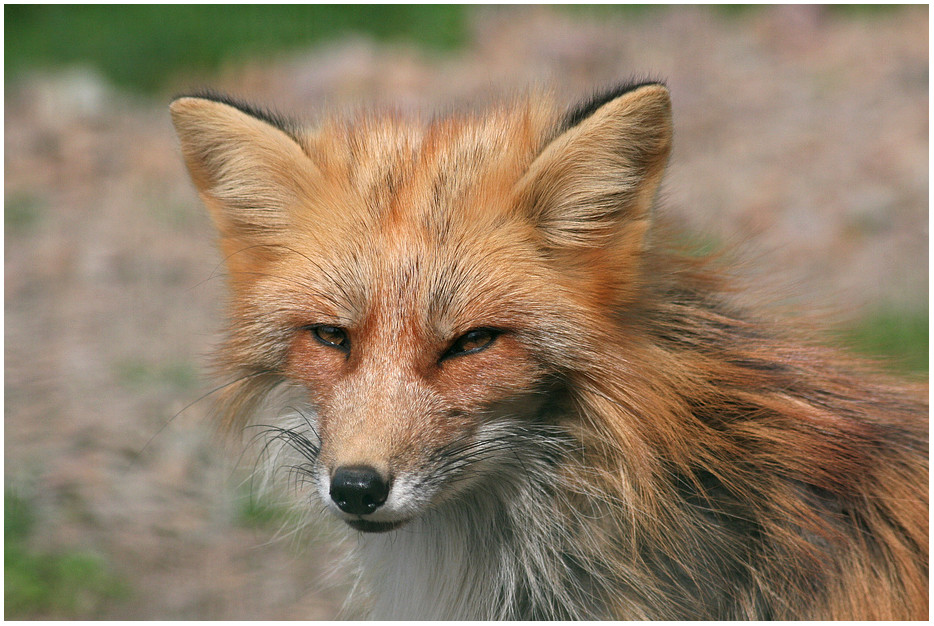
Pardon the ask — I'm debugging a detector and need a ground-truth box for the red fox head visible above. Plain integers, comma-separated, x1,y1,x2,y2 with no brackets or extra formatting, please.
170,84,672,532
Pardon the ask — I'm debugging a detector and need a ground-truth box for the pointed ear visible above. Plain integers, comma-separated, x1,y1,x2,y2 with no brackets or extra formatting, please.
515,83,672,251
170,95,319,265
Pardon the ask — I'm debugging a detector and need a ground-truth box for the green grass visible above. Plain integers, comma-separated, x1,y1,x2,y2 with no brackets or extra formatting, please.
4,192,44,234
841,310,928,375
5,5,910,95
5,489,129,619
5,5,468,93
237,489,297,530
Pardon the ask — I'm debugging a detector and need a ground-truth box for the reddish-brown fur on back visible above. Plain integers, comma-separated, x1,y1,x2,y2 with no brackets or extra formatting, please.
171,84,927,619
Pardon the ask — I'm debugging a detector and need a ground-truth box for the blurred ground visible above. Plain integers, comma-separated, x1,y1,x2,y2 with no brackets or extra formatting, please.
4,5,928,619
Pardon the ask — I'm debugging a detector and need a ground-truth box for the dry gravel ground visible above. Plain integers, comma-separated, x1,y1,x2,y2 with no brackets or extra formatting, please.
4,6,927,619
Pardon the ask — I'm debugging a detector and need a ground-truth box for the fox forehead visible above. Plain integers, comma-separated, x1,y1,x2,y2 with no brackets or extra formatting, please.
274,205,549,338
297,105,555,228
269,107,558,330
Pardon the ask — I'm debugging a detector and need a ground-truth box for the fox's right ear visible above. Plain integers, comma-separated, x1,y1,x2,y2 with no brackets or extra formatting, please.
170,95,319,263
512,83,671,307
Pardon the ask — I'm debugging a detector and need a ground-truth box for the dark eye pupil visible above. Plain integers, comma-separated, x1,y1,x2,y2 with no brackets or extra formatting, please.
314,325,347,348
451,329,496,356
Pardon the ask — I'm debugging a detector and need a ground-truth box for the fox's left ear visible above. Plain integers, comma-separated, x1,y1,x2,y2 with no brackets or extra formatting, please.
515,83,672,252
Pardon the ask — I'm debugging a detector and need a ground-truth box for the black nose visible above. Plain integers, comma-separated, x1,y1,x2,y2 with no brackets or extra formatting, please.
329,465,390,515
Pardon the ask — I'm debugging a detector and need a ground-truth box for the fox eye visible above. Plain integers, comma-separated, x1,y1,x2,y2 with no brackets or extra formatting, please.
444,328,499,360
311,325,349,352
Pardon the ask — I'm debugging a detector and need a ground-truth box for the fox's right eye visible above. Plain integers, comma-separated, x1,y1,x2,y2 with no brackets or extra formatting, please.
311,325,350,352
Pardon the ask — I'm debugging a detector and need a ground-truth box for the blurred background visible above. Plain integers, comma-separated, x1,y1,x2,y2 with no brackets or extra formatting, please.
4,5,927,619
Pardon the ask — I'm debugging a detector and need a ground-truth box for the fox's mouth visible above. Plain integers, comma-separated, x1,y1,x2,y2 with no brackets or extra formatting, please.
345,518,410,533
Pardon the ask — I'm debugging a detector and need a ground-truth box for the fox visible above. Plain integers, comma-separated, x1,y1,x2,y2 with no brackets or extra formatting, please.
169,81,928,620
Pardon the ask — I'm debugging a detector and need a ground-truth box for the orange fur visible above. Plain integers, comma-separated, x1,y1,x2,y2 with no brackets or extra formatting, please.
171,84,927,619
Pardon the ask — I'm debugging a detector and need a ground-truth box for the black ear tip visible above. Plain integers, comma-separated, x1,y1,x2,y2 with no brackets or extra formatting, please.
170,88,300,141
170,88,232,108
564,78,668,130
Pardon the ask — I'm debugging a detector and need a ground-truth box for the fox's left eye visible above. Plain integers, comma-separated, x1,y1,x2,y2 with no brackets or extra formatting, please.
443,328,499,360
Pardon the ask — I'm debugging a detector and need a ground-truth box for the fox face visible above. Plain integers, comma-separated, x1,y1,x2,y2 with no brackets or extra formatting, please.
278,216,557,532
170,84,672,533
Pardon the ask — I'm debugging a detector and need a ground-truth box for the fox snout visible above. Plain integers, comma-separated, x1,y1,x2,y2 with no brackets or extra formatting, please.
321,458,418,533
316,433,412,532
